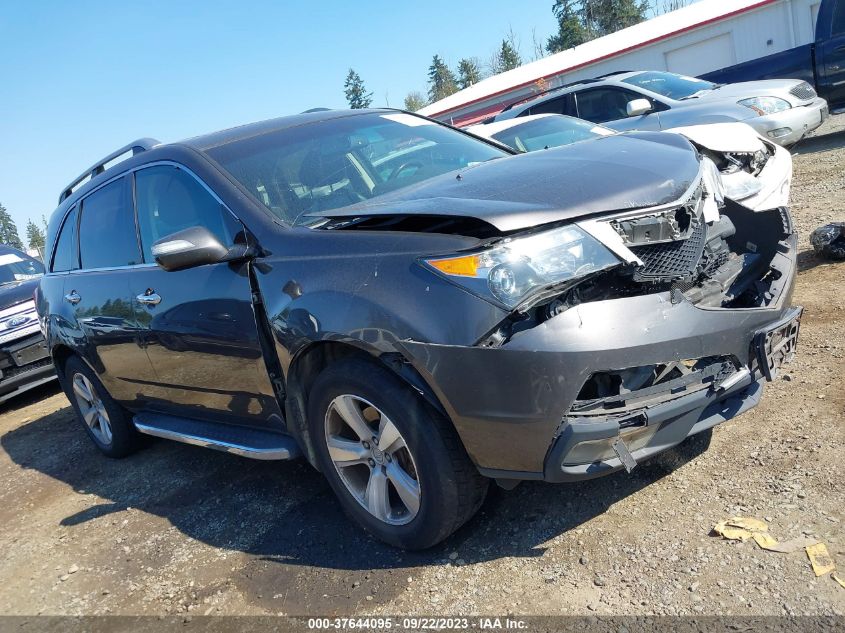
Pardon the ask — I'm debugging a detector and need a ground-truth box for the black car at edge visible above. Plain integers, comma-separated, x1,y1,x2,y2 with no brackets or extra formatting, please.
0,245,54,403
36,109,801,549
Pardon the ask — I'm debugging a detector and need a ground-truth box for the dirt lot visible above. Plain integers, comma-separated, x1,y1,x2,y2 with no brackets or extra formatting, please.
1,119,843,618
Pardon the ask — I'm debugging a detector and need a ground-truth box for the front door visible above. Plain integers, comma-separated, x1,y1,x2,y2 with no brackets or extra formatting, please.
817,2,845,110
129,163,282,427
575,87,662,131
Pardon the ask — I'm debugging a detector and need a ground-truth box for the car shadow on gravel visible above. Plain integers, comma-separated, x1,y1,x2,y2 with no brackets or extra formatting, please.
1,405,711,613
793,127,845,155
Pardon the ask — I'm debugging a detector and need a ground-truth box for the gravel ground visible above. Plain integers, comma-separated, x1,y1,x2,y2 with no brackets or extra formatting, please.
0,118,843,617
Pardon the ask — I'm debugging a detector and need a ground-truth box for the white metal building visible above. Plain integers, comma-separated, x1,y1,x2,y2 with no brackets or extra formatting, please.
419,0,822,126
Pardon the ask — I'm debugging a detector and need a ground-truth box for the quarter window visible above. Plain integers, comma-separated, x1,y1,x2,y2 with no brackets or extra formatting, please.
51,206,79,273
79,177,141,269
134,165,235,261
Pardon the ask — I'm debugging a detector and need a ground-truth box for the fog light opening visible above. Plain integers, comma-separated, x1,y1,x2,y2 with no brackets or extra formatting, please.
562,423,660,467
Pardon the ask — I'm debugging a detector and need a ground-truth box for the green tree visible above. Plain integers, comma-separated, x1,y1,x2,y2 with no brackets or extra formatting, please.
581,0,649,37
404,91,428,111
547,0,649,53
492,39,522,74
427,55,458,102
26,220,45,251
0,204,23,250
547,0,589,53
343,68,373,109
457,58,482,89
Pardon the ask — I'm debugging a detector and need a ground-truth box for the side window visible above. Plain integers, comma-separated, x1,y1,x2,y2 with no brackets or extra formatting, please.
51,206,79,273
527,95,574,116
79,177,141,269
134,165,235,262
575,88,644,123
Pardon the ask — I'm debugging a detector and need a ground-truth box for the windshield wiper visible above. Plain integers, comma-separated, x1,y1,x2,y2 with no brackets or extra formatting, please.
679,89,712,100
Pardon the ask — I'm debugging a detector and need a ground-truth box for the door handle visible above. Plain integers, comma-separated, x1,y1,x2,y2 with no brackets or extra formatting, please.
136,290,162,306
64,291,81,305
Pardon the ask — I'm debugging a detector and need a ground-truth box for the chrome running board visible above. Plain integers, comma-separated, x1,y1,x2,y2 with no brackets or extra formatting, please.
133,413,300,460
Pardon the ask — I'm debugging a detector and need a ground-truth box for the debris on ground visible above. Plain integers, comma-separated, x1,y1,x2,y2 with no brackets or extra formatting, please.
806,542,836,577
753,535,819,553
810,222,845,260
833,573,845,590
712,516,768,541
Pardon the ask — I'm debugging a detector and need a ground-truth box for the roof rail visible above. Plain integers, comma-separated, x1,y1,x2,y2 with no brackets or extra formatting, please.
596,70,635,79
58,137,160,204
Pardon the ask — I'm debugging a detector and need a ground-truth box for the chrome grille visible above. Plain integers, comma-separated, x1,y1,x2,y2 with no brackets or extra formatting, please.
789,82,816,101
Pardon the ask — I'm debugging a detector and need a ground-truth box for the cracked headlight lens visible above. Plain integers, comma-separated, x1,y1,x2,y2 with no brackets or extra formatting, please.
423,225,621,309
738,97,791,116
722,170,764,201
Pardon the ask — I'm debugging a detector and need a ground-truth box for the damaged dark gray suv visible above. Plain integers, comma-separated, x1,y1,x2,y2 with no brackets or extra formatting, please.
36,109,801,549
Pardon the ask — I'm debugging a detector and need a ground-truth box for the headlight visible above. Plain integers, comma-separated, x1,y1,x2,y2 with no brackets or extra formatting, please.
721,170,764,201
738,97,791,116
423,225,621,309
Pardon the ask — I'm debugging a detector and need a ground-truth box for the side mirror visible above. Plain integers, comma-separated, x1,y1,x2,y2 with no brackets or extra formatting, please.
626,98,653,117
151,226,230,272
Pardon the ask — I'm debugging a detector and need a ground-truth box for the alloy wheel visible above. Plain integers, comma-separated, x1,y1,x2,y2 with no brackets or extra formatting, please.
71,372,113,445
324,394,421,525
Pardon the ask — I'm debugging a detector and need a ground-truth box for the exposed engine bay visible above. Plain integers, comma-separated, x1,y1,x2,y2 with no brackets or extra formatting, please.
478,183,794,348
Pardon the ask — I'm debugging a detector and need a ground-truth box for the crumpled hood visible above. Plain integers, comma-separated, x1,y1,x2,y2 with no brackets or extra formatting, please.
667,122,766,154
0,278,39,312
316,132,701,232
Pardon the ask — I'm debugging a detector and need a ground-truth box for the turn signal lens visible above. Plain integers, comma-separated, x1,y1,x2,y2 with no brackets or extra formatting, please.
427,255,479,277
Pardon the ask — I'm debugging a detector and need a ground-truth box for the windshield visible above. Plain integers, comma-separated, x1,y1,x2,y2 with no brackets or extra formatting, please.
490,116,614,152
206,112,508,225
0,252,44,286
622,71,716,100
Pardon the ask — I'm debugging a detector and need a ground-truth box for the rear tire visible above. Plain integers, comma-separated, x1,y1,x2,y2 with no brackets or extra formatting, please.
308,357,488,550
61,356,142,458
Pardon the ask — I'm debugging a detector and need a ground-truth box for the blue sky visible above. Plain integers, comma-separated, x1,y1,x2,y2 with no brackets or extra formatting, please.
0,1,669,235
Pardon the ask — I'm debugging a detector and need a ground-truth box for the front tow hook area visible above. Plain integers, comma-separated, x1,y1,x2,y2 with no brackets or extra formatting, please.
611,438,638,473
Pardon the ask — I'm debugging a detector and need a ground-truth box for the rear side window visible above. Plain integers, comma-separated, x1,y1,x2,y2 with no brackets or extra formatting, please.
51,206,78,272
134,165,235,261
79,177,141,269
527,95,575,117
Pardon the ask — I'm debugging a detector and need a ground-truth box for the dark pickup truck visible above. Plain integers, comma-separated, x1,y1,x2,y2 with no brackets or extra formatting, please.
703,0,845,113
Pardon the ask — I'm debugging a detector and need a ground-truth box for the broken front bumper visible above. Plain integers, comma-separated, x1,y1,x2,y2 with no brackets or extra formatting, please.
397,233,799,482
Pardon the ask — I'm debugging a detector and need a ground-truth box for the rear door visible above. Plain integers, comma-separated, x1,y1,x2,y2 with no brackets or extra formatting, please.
128,163,282,427
525,93,577,117
67,176,158,407
574,86,663,131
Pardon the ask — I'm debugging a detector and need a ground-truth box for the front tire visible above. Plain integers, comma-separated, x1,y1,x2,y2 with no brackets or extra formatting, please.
308,357,488,549
61,356,142,458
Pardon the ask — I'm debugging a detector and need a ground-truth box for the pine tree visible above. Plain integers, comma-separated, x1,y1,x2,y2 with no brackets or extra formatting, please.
493,39,522,74
581,0,649,37
457,58,482,89
26,219,45,252
427,55,458,102
343,69,373,109
547,0,590,52
404,91,428,111
0,204,24,250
